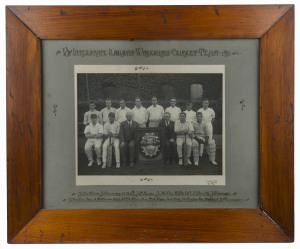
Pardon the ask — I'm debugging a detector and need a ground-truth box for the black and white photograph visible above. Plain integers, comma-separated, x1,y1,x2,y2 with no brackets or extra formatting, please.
75,65,225,185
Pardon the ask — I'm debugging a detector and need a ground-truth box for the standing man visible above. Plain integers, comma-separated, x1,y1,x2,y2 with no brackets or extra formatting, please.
83,101,103,125
159,112,176,165
116,99,131,123
197,99,215,140
165,98,181,122
192,112,217,165
184,102,196,124
102,112,121,169
174,112,194,166
146,96,164,127
84,114,103,166
119,111,139,167
100,99,116,124
132,97,147,127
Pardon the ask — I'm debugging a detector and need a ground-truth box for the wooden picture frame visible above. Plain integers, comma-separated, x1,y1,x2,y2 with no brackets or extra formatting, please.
6,5,294,243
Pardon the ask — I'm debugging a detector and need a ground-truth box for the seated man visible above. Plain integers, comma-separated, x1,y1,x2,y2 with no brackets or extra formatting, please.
84,114,103,166
192,112,217,166
102,112,120,169
174,112,195,166
159,112,176,165
119,111,139,167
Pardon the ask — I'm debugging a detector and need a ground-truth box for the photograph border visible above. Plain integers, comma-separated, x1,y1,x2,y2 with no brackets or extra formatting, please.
75,65,225,186
6,5,294,243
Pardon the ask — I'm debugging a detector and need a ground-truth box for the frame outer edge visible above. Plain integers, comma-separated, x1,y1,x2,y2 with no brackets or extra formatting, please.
5,4,295,243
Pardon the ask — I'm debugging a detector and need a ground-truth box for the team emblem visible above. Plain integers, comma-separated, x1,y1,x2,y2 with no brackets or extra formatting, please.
139,132,161,159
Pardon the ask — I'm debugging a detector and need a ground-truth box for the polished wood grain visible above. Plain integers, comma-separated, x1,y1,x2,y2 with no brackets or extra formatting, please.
8,5,291,39
260,6,294,240
6,5,294,243
11,209,291,243
6,8,42,242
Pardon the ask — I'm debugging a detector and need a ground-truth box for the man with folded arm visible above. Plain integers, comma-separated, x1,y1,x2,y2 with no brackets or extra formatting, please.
84,113,103,167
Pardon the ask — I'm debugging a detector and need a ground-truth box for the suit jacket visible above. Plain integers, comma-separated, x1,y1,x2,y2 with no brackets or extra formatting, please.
159,119,176,141
119,120,139,142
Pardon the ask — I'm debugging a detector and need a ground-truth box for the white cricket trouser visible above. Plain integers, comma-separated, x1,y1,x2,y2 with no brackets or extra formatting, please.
102,137,120,163
176,136,192,158
205,122,213,140
85,139,103,161
192,138,216,161
207,139,216,161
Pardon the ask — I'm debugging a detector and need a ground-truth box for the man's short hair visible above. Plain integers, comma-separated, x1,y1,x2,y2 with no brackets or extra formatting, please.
179,112,186,117
90,114,98,119
119,99,125,103
135,97,141,101
108,112,115,117
126,111,133,116
164,111,171,116
89,100,96,105
202,98,209,102
105,99,111,102
196,112,203,116
186,102,193,106
170,98,176,101
152,96,157,100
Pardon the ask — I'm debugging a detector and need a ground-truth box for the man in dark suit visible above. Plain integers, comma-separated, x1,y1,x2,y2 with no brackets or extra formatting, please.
119,111,139,167
159,112,177,165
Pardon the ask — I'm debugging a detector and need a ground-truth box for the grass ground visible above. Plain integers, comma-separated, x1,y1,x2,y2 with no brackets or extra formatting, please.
78,137,222,176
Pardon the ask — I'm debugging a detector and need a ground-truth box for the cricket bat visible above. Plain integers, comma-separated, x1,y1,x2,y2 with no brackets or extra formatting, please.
183,134,188,166
107,137,113,167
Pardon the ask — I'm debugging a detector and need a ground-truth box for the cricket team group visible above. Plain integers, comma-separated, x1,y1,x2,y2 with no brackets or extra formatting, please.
83,96,218,169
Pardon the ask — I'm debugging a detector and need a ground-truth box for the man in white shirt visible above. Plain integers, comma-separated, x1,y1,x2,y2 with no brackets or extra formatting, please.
116,99,131,123
83,101,103,125
165,98,181,122
84,114,104,166
184,102,196,124
174,112,194,166
132,97,147,127
197,99,215,140
102,112,121,169
146,96,164,127
100,99,116,124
